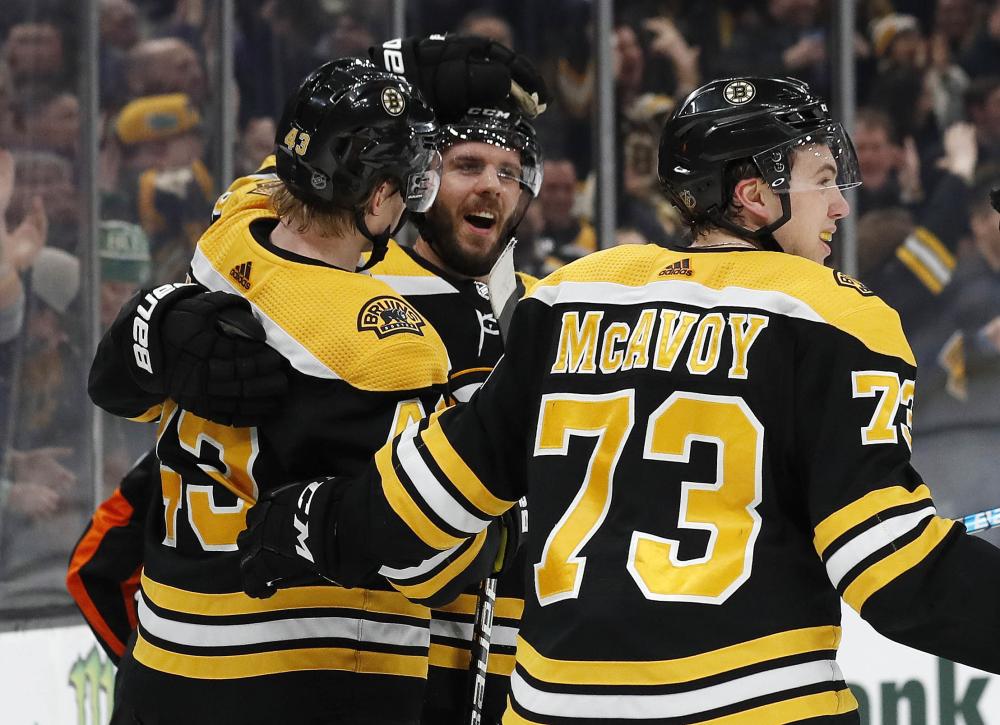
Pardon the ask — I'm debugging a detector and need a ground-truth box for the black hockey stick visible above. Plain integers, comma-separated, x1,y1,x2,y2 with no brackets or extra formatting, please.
462,240,521,724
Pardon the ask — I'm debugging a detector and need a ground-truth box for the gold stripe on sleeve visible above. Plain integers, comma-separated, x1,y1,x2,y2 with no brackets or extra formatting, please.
841,516,955,612
420,411,513,517
377,440,464,551
128,403,163,423
392,530,488,601
896,247,944,294
913,227,955,271
813,485,932,557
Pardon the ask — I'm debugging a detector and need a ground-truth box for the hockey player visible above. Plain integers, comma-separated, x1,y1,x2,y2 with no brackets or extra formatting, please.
240,77,1000,723
73,37,550,724
86,58,484,725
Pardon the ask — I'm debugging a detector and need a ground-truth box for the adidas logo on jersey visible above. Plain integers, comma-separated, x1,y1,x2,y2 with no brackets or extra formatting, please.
658,258,693,277
230,261,253,290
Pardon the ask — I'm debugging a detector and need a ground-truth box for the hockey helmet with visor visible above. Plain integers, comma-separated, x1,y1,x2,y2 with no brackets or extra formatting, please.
658,77,860,249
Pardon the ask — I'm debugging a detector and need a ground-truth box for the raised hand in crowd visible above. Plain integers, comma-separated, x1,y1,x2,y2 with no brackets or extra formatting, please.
9,447,77,494
937,121,978,183
643,17,700,95
898,136,924,203
1,196,48,273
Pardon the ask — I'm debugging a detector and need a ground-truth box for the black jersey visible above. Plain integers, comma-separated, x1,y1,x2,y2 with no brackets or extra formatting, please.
332,244,1000,723
86,166,492,723
374,240,535,723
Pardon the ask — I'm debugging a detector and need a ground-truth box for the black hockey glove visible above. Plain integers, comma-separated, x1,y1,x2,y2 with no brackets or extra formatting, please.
128,287,288,427
370,34,549,121
237,477,345,598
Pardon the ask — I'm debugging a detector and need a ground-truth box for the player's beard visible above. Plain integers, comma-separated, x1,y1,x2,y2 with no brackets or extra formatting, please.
419,203,516,278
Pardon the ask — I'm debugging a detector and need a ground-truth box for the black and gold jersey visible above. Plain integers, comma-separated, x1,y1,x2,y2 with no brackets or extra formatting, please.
87,162,488,722
335,243,1000,723
372,240,533,723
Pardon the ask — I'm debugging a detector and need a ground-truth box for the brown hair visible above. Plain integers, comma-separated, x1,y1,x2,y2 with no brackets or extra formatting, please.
687,159,760,239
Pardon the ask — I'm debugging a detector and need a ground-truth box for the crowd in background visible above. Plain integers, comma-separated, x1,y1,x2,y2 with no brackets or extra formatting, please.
0,0,997,616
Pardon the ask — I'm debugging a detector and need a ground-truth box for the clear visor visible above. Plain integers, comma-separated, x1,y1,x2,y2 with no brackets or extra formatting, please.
403,142,442,213
752,123,862,194
440,124,542,197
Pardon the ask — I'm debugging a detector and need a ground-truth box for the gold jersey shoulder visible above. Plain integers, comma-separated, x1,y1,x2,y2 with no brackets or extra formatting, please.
368,240,438,279
532,244,914,366
211,155,279,221
194,197,449,393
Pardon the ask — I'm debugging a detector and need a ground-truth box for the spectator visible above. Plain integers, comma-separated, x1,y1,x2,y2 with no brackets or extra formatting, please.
126,37,207,108
853,107,922,213
0,245,85,610
536,157,596,274
12,87,79,161
315,12,378,60
709,0,830,96
959,0,1000,78
934,0,978,56
9,151,76,253
234,116,276,178
1,21,67,93
965,76,1000,168
456,10,515,49
906,178,1000,546
111,93,213,283
99,0,141,110
96,219,154,490
0,62,14,147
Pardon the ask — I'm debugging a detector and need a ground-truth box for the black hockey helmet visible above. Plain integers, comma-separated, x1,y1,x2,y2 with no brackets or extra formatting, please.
414,104,543,260
658,77,860,246
275,58,441,267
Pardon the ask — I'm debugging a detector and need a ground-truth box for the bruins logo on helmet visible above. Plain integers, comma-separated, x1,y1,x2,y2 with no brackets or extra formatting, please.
833,270,874,296
358,296,426,338
723,80,755,105
381,87,406,116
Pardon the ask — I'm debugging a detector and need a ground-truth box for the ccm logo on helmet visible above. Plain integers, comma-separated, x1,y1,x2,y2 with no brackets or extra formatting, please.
468,107,511,118
132,283,195,374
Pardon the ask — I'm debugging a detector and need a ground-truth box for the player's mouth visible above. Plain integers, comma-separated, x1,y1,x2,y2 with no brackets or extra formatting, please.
819,230,834,258
463,209,499,237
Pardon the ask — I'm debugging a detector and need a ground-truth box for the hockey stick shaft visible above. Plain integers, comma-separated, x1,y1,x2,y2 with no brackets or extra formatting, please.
464,241,520,723
465,574,498,724
959,507,1000,534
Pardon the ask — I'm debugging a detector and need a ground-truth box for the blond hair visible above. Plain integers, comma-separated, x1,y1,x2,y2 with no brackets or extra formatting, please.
267,181,356,238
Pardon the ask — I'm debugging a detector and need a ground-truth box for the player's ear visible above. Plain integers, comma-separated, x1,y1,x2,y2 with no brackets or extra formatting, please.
732,177,775,226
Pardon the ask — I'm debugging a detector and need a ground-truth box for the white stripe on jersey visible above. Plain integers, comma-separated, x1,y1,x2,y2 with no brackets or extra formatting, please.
903,234,952,287
531,280,827,324
373,274,459,296
191,248,343,380
509,659,844,719
379,541,462,581
824,506,936,587
396,423,491,534
137,593,428,649
430,618,519,648
451,382,481,402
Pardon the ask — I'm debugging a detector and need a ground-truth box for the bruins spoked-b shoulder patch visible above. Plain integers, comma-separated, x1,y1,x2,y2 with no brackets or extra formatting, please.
833,269,874,296
358,296,426,338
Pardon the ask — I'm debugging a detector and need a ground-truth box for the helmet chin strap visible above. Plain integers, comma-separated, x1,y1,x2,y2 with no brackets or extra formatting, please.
705,193,791,253
355,207,408,272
